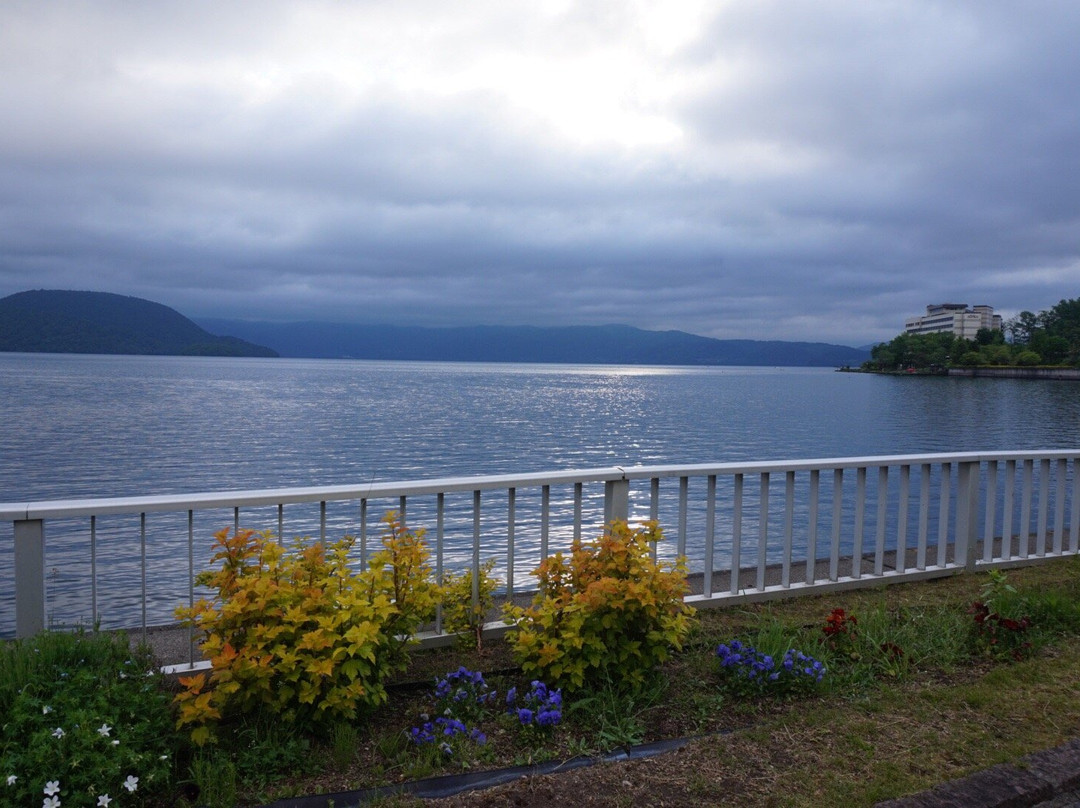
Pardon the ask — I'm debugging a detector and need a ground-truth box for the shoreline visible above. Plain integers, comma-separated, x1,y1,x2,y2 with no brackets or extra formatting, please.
840,366,1080,380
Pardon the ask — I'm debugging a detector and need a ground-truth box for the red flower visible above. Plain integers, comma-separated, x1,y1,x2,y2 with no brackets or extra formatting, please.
823,608,857,638
969,602,990,625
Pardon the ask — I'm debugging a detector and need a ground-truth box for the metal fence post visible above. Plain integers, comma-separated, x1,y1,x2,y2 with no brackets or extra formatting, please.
14,519,46,637
956,461,980,572
604,479,629,525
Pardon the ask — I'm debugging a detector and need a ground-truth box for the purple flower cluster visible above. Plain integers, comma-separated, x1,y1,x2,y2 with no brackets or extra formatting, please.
410,668,494,756
410,670,564,759
433,666,498,721
716,640,826,694
506,680,562,729
409,717,487,748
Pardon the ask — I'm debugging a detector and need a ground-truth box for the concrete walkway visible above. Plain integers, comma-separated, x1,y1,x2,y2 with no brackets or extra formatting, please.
877,739,1080,808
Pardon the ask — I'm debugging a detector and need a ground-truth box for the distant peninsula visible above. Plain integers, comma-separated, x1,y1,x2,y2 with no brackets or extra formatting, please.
0,290,278,357
197,318,869,367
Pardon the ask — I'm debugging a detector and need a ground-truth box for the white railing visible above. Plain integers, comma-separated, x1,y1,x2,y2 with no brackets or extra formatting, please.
3,451,1079,657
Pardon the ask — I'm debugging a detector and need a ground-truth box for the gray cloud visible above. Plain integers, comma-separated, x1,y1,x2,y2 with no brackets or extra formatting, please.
1,0,1078,345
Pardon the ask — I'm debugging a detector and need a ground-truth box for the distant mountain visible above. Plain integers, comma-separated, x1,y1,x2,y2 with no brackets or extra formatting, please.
197,318,869,367
0,290,278,357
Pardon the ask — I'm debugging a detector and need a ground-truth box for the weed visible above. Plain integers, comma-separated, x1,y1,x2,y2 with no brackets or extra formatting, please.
567,673,666,752
441,558,499,652
190,750,238,808
330,723,359,769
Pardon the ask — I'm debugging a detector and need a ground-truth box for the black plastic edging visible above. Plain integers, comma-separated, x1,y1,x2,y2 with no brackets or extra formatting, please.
260,734,712,808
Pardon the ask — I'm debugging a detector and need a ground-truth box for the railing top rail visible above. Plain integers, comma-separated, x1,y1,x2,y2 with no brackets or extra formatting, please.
2,450,1077,522
0,467,630,521
619,450,1080,480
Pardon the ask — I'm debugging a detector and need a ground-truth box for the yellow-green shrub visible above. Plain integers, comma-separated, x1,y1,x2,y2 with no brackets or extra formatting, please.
174,512,437,745
504,520,693,693
441,558,499,651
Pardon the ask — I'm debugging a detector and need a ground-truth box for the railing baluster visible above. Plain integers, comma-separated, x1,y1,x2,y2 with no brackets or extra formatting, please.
541,485,550,560
1071,458,1080,553
1037,458,1050,556
756,473,769,591
782,471,794,588
830,468,842,582
573,482,582,542
1054,459,1067,554
90,515,98,629
140,512,147,643
435,493,444,634
917,463,930,570
319,501,326,543
277,504,283,545
1020,459,1033,558
233,507,239,536
853,466,866,579
472,490,481,608
1002,460,1016,559
897,465,910,573
726,473,736,596
650,477,660,562
806,469,819,585
13,519,45,638
506,487,516,598
604,479,629,524
983,461,998,562
936,463,950,567
359,499,368,569
956,461,979,572
705,474,716,598
187,510,195,665
400,495,407,524
677,476,688,559
875,466,888,576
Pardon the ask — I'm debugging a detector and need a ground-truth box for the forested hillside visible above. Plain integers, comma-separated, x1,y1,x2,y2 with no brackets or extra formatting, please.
0,290,278,357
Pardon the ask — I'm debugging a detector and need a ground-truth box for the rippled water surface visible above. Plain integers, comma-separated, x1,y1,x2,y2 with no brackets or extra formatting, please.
2,353,1078,633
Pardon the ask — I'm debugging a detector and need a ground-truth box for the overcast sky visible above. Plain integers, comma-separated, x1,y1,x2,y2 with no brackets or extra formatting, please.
2,1,1078,346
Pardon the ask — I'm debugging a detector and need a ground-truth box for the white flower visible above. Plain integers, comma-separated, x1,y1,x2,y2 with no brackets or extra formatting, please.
122,775,138,793
43,797,61,808
97,724,111,737
44,780,60,796
5,775,16,786
97,795,112,807
42,705,52,715
51,727,65,739
111,740,119,746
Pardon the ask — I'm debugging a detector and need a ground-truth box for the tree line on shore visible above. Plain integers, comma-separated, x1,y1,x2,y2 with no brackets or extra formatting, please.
864,297,1080,371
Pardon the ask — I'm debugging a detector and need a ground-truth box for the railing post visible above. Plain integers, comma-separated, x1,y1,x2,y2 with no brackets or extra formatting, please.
14,519,46,637
956,461,980,572
604,478,629,524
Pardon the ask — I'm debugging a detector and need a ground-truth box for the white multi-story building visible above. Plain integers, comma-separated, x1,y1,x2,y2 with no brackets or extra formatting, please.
904,304,1003,339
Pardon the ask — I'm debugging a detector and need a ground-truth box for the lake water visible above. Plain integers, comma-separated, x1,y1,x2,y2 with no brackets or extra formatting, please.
2,353,1078,634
